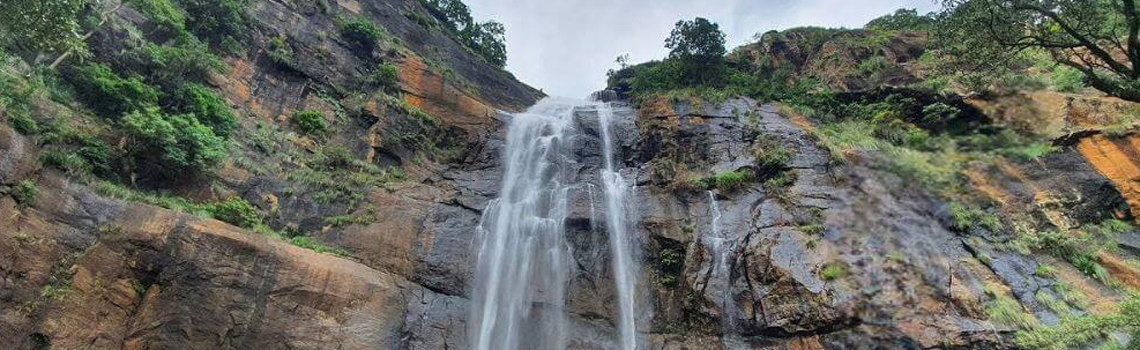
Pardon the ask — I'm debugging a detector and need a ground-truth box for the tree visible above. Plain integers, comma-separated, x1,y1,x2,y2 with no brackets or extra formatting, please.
666,17,727,61
0,0,87,65
866,8,937,32
938,0,1140,101
664,17,727,85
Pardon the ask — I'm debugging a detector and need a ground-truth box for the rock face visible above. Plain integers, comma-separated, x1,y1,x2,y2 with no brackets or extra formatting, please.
3,0,1140,349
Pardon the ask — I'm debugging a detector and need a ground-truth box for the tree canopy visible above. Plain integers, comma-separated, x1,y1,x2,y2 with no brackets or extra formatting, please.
666,17,727,62
938,0,1140,101
421,0,507,67
0,0,88,60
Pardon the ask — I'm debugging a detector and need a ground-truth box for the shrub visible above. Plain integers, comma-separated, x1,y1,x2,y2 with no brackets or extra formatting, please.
6,113,37,134
819,262,848,281
1051,65,1085,93
948,202,1002,232
266,37,299,73
985,284,1039,329
290,236,349,256
696,170,751,192
339,17,384,55
753,137,792,173
368,62,399,91
122,39,225,85
68,63,161,118
8,180,38,207
291,110,327,135
208,197,261,228
127,0,188,39
121,107,226,177
171,83,237,137
174,0,249,51
1015,292,1140,350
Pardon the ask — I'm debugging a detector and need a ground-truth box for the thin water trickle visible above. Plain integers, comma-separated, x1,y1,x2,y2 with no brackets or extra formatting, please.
706,191,743,347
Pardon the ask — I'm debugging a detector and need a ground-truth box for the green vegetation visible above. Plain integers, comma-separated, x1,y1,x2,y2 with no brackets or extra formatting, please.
128,0,188,39
122,39,225,85
339,16,385,55
656,247,684,286
8,180,39,207
984,284,1038,329
1016,293,1140,350
948,202,1002,233
289,236,349,256
266,36,300,73
7,114,38,134
865,8,936,32
937,0,1140,101
419,0,508,67
208,197,262,229
0,0,88,62
68,63,161,118
325,207,377,227
290,145,406,207
121,107,226,178
368,62,400,91
174,0,249,52
1013,220,1132,282
753,137,792,173
171,83,237,137
693,170,751,193
819,262,848,281
291,110,327,135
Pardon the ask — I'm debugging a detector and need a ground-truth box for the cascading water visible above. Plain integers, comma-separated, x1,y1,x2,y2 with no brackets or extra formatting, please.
469,99,575,350
470,99,643,350
706,192,744,348
597,103,641,350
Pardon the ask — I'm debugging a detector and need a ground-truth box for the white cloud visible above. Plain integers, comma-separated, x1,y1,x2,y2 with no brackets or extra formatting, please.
464,0,941,98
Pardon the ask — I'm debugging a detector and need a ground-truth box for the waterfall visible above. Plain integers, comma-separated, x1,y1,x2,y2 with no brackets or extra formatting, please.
469,99,575,350
470,99,642,349
597,102,640,350
707,191,745,348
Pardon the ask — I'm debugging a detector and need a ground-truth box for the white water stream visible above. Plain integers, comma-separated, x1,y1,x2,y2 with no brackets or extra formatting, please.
470,99,642,350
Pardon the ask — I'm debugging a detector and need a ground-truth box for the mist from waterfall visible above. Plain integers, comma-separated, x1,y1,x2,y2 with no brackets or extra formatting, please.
470,99,643,350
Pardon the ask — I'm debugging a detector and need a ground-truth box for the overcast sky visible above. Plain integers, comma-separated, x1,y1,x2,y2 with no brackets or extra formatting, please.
463,0,941,98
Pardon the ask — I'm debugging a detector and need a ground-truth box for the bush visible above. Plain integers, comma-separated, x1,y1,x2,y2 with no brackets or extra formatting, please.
266,37,299,73
174,0,249,51
753,137,792,173
697,170,751,192
122,39,225,85
291,110,327,135
6,113,37,134
368,62,399,91
8,180,38,207
171,83,237,137
339,17,384,55
127,0,188,39
68,63,161,118
1051,65,1085,93
121,107,226,177
208,197,261,228
290,236,349,256
985,285,1039,329
819,262,848,281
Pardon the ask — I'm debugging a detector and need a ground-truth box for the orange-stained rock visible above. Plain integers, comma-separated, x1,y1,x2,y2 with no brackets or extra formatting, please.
1077,134,1140,221
397,56,499,134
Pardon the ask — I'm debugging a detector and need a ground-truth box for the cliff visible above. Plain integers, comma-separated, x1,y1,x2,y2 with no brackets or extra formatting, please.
4,2,1140,350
